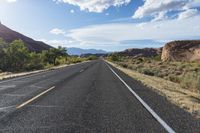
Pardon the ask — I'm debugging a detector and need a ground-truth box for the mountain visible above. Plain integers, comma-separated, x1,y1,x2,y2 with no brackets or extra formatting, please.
0,23,52,52
80,53,107,57
116,48,162,58
161,40,200,62
67,47,107,56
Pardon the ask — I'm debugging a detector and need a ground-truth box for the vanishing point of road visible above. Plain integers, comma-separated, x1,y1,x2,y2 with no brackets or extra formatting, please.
0,60,199,133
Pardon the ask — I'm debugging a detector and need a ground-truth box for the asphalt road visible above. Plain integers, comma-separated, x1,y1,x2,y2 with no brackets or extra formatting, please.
0,60,199,133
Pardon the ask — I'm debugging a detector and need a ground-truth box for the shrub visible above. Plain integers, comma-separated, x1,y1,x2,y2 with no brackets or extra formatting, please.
121,64,128,68
109,54,119,61
153,55,161,61
181,72,200,92
87,55,97,60
168,74,181,83
139,68,155,76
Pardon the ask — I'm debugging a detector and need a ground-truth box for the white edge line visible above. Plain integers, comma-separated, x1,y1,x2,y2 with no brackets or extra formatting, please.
106,63,175,133
16,86,55,109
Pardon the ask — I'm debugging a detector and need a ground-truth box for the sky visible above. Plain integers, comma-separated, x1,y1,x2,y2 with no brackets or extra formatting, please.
0,0,200,51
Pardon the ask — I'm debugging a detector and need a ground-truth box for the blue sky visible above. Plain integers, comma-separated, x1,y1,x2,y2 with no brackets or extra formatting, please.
0,0,200,51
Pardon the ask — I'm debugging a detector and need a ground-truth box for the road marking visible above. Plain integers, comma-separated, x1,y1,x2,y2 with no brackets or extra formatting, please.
3,94,26,97
80,69,84,73
0,85,16,91
0,106,15,111
16,86,55,109
106,64,175,133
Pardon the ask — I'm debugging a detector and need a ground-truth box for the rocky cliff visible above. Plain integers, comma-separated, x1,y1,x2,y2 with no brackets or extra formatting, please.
161,40,200,62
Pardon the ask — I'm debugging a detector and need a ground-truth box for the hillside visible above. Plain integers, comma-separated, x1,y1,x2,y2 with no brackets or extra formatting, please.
67,47,107,56
161,40,200,62
116,48,162,58
0,23,51,52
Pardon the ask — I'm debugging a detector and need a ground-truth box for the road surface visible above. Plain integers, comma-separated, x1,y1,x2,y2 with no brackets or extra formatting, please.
0,60,199,133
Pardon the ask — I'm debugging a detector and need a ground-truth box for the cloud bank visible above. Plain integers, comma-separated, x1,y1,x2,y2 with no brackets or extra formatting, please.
133,0,200,21
53,0,131,13
48,16,199,49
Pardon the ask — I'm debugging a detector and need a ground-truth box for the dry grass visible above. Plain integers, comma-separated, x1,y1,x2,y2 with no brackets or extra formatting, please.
106,60,200,118
114,56,200,93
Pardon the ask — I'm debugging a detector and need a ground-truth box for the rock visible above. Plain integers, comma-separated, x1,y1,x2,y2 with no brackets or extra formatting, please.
161,40,200,62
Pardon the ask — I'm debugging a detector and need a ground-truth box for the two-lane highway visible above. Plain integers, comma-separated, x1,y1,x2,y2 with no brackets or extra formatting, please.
0,60,199,133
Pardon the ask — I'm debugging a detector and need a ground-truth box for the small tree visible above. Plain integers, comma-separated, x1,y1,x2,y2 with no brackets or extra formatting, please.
0,38,8,71
26,52,44,70
42,47,68,65
5,40,29,71
109,54,119,61
88,55,97,60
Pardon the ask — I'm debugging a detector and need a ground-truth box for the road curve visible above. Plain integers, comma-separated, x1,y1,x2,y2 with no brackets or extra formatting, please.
0,60,199,133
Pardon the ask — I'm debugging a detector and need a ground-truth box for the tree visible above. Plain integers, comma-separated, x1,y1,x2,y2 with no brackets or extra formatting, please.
26,52,44,70
42,47,68,65
0,40,69,72
109,54,119,61
5,40,29,71
0,38,8,71
88,55,97,60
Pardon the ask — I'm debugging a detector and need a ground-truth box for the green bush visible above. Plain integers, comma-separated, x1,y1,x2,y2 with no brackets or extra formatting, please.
121,64,128,68
139,68,155,76
25,52,44,70
108,54,119,61
0,38,91,72
87,55,97,60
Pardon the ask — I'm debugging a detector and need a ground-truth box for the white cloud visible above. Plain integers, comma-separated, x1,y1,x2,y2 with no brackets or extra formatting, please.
133,0,187,19
183,0,200,9
178,8,199,19
65,16,200,46
40,38,85,48
4,0,17,3
133,0,200,21
50,28,66,35
151,11,168,22
54,0,131,13
105,13,110,16
70,9,75,13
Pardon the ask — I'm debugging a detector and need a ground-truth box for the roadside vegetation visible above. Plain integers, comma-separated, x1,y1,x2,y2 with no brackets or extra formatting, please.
107,54,200,93
107,54,200,118
0,38,94,73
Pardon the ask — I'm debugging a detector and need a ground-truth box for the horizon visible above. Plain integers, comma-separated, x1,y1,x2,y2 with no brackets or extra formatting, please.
0,0,200,51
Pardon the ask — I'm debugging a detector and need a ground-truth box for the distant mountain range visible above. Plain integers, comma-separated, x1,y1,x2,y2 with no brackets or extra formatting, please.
67,47,107,56
0,23,51,52
116,48,162,58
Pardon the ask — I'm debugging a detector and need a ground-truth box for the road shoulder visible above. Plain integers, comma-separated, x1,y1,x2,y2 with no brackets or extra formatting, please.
105,60,200,119
0,61,90,82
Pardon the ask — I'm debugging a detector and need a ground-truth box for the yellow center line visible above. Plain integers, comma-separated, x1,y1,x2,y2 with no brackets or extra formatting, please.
16,86,55,109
